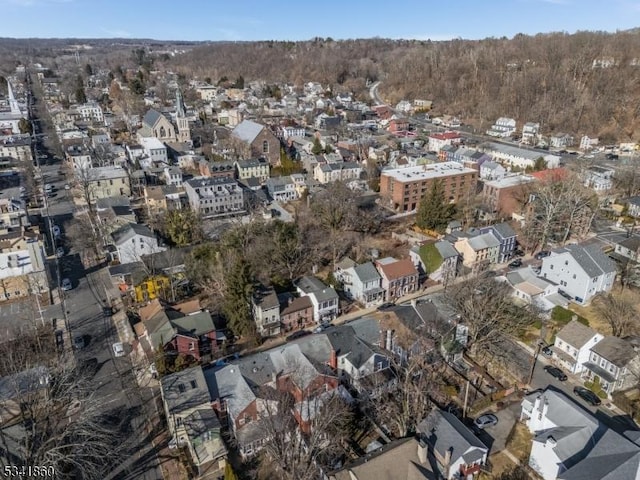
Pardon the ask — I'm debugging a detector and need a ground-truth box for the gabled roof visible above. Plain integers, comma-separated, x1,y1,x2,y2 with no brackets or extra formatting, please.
590,336,637,368
231,120,264,143
417,408,488,465
171,311,216,338
161,366,211,415
551,244,617,277
353,262,381,283
556,320,599,349
376,258,418,280
111,223,155,245
466,232,500,251
142,109,168,129
486,222,516,240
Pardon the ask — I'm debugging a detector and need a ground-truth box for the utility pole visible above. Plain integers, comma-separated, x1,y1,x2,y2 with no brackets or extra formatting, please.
528,341,543,386
462,380,470,419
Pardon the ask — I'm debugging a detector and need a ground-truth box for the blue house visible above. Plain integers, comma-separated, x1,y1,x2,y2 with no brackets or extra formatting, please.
479,222,517,263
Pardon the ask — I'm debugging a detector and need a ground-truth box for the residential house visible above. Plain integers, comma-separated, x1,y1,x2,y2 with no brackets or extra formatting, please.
479,143,561,170
479,161,506,181
520,388,640,480
550,133,574,149
0,135,32,163
110,223,165,264
84,166,131,201
582,336,640,396
160,368,227,477
235,158,270,183
163,167,182,187
614,235,640,263
486,117,517,138
479,222,517,263
552,320,603,374
417,408,489,480
503,267,562,312
294,276,339,323
139,137,168,165
627,197,640,218
380,163,478,213
540,244,617,305
184,177,244,217
428,132,462,153
252,285,281,337
265,176,297,202
481,174,535,217
278,293,314,332
133,274,171,303
0,239,48,303
579,135,599,151
375,257,419,302
198,160,235,179
231,120,281,166
328,437,436,480
335,259,385,307
454,232,500,270
313,161,363,184
409,240,460,284
521,122,540,145
583,166,614,193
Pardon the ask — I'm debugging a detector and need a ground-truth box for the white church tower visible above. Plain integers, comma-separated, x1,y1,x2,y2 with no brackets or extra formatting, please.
175,89,191,144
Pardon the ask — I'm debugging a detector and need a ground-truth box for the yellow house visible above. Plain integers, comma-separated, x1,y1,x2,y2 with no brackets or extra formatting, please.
134,274,170,303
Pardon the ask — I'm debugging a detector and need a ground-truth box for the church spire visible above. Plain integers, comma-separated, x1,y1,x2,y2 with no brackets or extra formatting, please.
175,88,186,118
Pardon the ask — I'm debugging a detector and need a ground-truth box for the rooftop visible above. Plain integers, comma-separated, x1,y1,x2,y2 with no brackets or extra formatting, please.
381,162,476,183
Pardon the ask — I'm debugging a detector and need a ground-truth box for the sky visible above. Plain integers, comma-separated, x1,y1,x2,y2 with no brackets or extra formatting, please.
0,0,639,41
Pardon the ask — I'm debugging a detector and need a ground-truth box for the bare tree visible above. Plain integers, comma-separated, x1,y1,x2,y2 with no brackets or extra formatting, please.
593,293,638,337
444,277,539,358
255,386,353,480
0,326,131,480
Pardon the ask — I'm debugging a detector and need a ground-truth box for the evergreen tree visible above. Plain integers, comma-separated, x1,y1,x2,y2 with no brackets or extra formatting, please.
84,63,93,77
311,137,324,155
415,179,455,233
18,118,32,135
222,258,256,338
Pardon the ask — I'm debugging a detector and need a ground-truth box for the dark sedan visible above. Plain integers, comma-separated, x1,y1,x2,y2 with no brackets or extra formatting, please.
544,365,567,381
574,386,602,406
508,259,523,268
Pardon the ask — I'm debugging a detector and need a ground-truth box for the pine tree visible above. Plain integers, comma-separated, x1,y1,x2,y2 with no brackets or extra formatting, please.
311,137,324,155
222,258,256,338
416,179,455,233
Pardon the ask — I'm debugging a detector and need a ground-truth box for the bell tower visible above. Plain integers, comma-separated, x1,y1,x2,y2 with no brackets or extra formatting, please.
175,89,191,144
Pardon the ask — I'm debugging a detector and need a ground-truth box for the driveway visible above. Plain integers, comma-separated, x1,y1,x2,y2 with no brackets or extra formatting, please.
472,403,519,454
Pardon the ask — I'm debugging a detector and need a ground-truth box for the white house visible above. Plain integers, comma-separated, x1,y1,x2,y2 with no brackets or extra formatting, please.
479,161,506,181
184,177,244,217
313,162,362,184
520,388,640,480
111,223,165,264
552,319,603,374
251,285,281,337
579,135,599,151
295,276,339,324
550,133,574,149
163,166,182,187
417,409,489,480
334,259,385,307
539,244,616,305
76,102,104,124
486,117,516,138
428,132,461,152
140,137,168,166
521,122,540,145
582,336,640,396
503,267,560,312
265,176,297,202
583,166,614,193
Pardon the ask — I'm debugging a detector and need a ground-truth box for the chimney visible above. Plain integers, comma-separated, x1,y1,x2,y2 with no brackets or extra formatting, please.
417,440,428,465
444,446,453,470
542,398,550,420
329,349,338,370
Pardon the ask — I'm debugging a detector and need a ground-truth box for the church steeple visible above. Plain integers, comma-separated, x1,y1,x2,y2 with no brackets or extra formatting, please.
175,88,190,144
175,88,186,118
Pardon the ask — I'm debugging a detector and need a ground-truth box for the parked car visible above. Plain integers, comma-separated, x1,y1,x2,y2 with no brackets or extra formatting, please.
544,365,567,381
508,259,523,268
61,278,72,291
52,225,61,237
72,335,85,350
541,346,553,357
473,413,498,429
286,330,311,341
514,249,525,257
573,386,602,406
112,342,125,357
535,251,551,260
56,246,65,258
377,302,396,311
558,290,573,301
64,184,71,190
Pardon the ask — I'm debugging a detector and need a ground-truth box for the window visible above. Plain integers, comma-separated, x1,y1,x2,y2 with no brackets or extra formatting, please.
550,265,554,270
176,416,183,427
190,380,197,388
573,274,576,279
189,342,195,351
262,140,269,154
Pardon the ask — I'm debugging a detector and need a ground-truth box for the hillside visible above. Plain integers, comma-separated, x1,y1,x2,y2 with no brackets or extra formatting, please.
171,31,640,142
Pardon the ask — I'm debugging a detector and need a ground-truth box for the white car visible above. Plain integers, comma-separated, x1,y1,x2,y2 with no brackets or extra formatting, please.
112,342,125,357
61,278,72,291
44,183,52,193
64,184,70,190
52,225,61,237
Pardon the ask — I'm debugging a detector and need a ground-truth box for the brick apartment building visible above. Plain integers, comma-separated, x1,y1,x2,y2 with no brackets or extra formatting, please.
380,162,478,213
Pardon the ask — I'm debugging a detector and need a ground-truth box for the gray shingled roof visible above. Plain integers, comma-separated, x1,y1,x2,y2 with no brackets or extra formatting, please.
467,232,500,251
434,239,459,259
111,223,156,245
354,262,381,283
591,336,637,367
417,409,488,466
555,244,617,277
142,109,165,128
161,367,211,415
489,222,517,240
231,120,264,143
555,320,598,349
